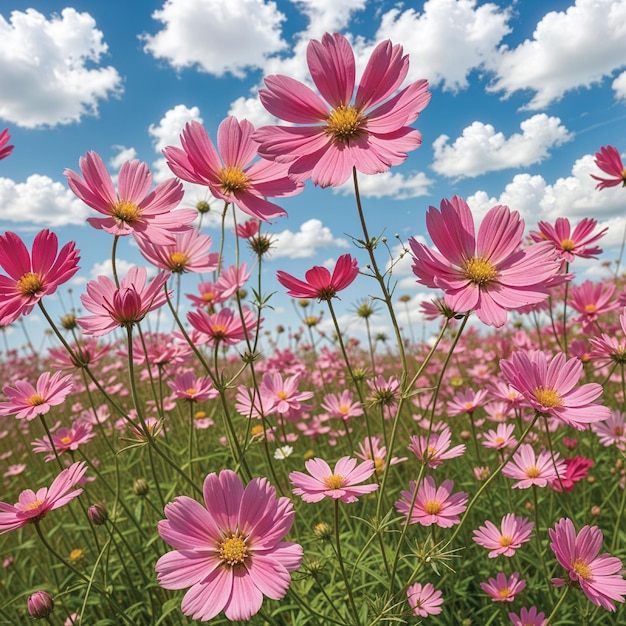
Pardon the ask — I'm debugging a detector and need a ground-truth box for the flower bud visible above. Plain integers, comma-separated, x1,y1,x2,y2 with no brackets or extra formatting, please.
88,503,108,526
133,478,149,496
28,591,55,619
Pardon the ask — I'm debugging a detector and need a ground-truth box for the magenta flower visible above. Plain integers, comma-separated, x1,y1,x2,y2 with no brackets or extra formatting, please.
395,476,468,528
407,427,466,469
0,230,80,325
277,254,358,301
473,513,534,558
0,128,14,160
406,582,443,618
0,371,74,421
254,32,431,187
529,217,607,263
480,572,526,602
508,606,547,626
0,462,87,533
290,456,378,503
163,117,303,222
500,351,610,429
550,456,594,492
65,151,195,243
187,306,259,346
77,267,171,337
156,469,303,621
409,196,560,327
502,444,566,489
569,279,619,332
591,145,626,189
549,517,626,611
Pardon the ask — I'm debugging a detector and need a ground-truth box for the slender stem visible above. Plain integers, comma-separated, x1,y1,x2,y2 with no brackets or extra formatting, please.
333,500,361,626
544,585,571,625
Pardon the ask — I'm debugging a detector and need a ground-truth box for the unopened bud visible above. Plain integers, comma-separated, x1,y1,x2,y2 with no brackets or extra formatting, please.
133,478,149,497
27,591,55,619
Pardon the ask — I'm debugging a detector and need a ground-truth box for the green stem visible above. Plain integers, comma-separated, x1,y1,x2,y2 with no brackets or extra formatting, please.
333,500,361,626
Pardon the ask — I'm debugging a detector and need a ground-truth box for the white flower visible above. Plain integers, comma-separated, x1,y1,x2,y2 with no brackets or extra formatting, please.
274,445,293,460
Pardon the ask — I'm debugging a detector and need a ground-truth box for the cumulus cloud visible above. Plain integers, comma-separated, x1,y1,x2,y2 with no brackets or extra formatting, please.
0,7,122,128
613,70,626,101
489,0,626,110
228,96,277,129
291,0,367,38
432,114,573,179
142,0,287,78
148,104,203,152
89,258,141,280
334,171,433,199
270,219,349,259
0,175,88,226
109,146,138,170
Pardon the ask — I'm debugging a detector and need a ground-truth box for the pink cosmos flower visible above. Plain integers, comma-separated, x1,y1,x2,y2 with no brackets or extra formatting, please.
502,444,566,489
508,606,547,626
0,230,80,325
529,217,607,263
235,219,260,239
0,371,74,421
0,462,87,533
32,422,95,462
480,572,526,602
482,423,517,450
77,267,171,337
254,32,431,187
589,310,626,368
215,263,252,300
186,306,259,346
406,582,443,618
136,229,219,274
447,388,488,415
65,151,195,243
167,370,218,402
259,372,313,417
0,128,14,160
473,513,534,558
277,254,358,301
156,469,303,622
407,427,466,469
591,145,626,189
569,279,619,332
500,351,610,430
591,409,626,448
409,197,560,327
549,517,626,611
354,435,406,473
163,117,303,222
395,476,468,527
186,280,228,308
290,456,378,503
321,390,363,420
550,456,594,493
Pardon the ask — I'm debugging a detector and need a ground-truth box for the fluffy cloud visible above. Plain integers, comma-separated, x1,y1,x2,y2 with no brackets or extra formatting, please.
109,146,138,170
334,171,433,199
270,219,349,259
613,70,626,101
89,258,142,280
148,104,203,152
228,96,277,129
432,114,573,179
0,8,122,128
0,175,88,226
489,0,626,110
291,0,367,38
143,0,287,78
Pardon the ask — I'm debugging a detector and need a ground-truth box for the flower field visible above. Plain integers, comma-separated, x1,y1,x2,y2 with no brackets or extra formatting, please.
1,32,626,626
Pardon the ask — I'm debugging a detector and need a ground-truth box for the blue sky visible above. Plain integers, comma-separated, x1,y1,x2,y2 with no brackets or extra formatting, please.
1,0,625,352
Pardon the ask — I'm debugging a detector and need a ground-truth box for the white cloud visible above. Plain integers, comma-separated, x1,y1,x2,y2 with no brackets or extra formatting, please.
0,8,122,128
432,114,573,179
89,258,140,280
143,0,287,78
333,171,433,199
270,218,349,259
291,0,367,38
148,104,203,152
0,175,88,226
228,97,277,129
613,70,626,101
110,146,138,170
489,0,626,110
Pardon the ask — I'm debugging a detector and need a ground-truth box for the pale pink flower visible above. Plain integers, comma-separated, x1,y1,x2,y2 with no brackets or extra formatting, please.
482,423,517,450
502,444,566,489
32,422,95,462
321,390,363,420
473,513,534,558
530,217,607,263
259,372,313,417
215,263,252,300
395,476,468,527
4,464,26,478
409,197,560,327
185,280,227,308
591,145,626,189
65,151,194,242
0,128,14,160
290,457,378,503
77,267,170,337
0,462,87,533
186,306,259,346
500,350,610,430
156,469,303,621
254,32,431,187
591,409,626,448
549,517,626,611
0,371,74,421
407,427,465,468
508,606,546,626
569,280,618,332
167,370,218,402
163,117,303,222
480,572,526,602
354,435,406,473
447,388,488,415
0,230,80,325
406,582,443,618
589,310,626,367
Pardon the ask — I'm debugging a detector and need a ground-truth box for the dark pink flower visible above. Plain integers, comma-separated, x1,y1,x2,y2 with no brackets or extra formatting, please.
290,456,378,503
163,117,303,222
0,230,80,325
480,572,526,602
509,606,546,626
550,456,594,492
254,32,431,187
569,280,619,332
529,217,607,263
277,254,358,301
473,513,534,558
0,128,14,161
549,517,626,611
406,582,443,617
409,197,560,327
156,469,303,621
591,145,626,189
186,306,259,346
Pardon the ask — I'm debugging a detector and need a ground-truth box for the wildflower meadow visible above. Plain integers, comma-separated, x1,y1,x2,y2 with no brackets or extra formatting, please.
2,32,626,626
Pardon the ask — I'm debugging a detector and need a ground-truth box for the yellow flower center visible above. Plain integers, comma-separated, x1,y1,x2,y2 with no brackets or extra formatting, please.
326,105,366,144
560,238,575,252
584,303,597,313
424,500,442,515
202,292,215,302
534,387,562,408
185,388,197,396
113,200,142,224
495,437,505,445
69,548,84,561
219,166,249,193
169,251,190,273
499,535,513,547
218,534,249,567
338,404,350,415
324,474,345,489
498,587,511,598
374,457,385,474
572,557,592,579
60,436,72,445
210,324,227,338
250,424,265,436
276,390,288,401
463,257,498,286
28,394,46,406
425,446,439,461
194,411,207,420
17,272,44,296
22,499,44,511
526,466,541,478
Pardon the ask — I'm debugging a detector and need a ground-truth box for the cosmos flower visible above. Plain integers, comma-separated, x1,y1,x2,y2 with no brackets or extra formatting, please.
473,513,534,558
0,128,14,160
480,572,526,602
550,456,594,492
258,372,313,417
156,469,303,621
591,145,626,189
354,435,406,474
501,444,566,489
186,306,259,346
529,217,607,263
406,582,443,618
508,606,547,626
549,517,626,611
254,32,431,187
407,427,466,469
321,389,364,420
569,280,619,333
32,422,95,462
167,371,218,403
